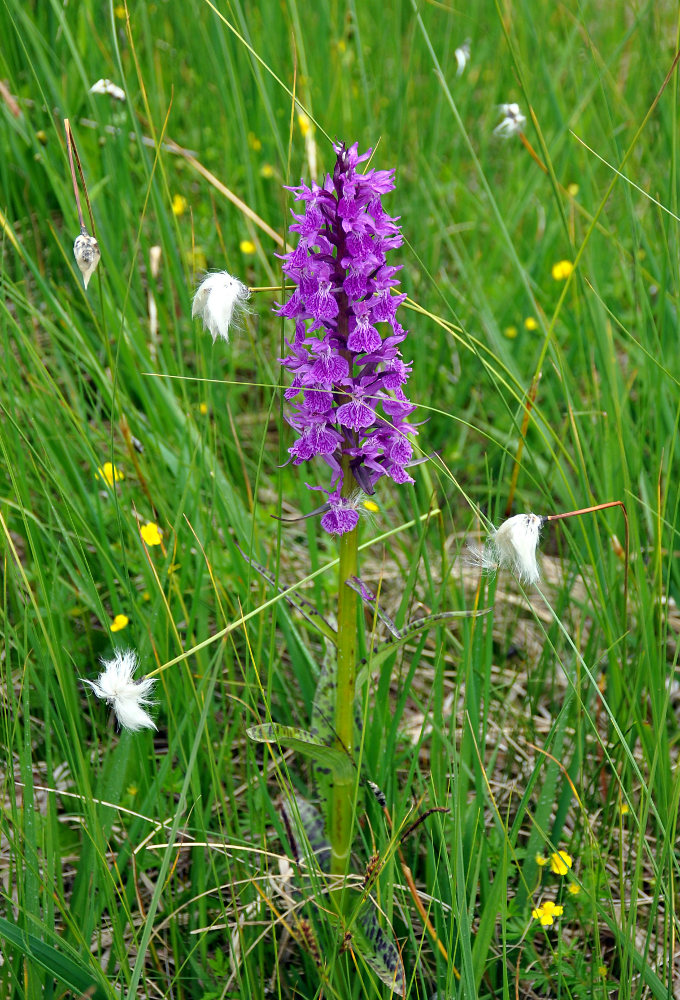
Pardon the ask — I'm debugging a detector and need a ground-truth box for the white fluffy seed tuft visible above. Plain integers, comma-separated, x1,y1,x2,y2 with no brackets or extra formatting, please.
192,271,250,343
468,513,544,585
493,103,526,138
83,649,156,732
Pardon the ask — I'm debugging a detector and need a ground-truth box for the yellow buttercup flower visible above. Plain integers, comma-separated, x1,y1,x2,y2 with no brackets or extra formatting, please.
535,853,549,867
260,163,274,179
531,901,564,926
550,850,573,875
199,402,208,415
567,183,579,197
551,259,574,281
172,194,188,217
568,883,581,895
524,316,538,331
620,802,630,815
96,462,124,487
504,325,518,339
248,132,262,151
110,613,129,632
141,522,163,546
240,240,256,254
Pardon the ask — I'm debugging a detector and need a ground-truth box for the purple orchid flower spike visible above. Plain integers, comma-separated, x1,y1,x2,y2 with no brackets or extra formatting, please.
276,141,419,534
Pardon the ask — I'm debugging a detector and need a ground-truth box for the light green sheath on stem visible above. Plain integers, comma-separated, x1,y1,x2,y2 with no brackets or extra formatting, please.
330,456,358,897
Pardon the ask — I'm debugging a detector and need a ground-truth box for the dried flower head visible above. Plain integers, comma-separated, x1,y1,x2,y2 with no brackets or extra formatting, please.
73,229,101,290
192,271,250,343
468,512,544,584
277,141,419,535
494,103,526,138
83,649,156,731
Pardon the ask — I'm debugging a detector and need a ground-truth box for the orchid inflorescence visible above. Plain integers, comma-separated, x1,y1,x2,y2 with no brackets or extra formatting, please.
276,141,419,535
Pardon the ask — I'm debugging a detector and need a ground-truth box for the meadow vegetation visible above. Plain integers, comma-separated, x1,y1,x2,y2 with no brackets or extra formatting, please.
1,1,679,997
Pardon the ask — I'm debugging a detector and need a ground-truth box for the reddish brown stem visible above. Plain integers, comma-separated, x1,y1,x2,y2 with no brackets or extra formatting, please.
547,500,629,632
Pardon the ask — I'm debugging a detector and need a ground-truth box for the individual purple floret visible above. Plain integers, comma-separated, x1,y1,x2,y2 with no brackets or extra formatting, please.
277,141,418,535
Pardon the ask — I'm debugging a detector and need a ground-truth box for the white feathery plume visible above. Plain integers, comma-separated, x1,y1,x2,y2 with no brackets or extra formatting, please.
468,513,544,585
192,271,250,343
455,39,471,76
83,649,156,731
89,79,126,101
493,103,526,138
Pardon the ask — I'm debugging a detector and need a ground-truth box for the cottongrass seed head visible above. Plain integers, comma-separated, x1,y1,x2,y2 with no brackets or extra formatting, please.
493,103,526,138
192,270,250,343
468,512,544,585
73,229,101,290
83,648,157,731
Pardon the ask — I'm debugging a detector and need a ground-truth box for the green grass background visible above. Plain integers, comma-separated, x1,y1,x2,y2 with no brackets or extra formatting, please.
1,0,680,997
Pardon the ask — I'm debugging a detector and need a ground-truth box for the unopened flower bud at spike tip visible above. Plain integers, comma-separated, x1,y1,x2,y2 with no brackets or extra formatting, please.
73,229,101,290
192,270,250,343
83,648,156,732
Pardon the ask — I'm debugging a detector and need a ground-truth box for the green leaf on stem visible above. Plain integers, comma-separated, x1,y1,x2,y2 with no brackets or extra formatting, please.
353,905,406,997
247,722,354,780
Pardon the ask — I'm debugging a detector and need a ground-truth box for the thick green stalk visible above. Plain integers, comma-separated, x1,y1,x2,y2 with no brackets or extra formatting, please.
330,458,359,894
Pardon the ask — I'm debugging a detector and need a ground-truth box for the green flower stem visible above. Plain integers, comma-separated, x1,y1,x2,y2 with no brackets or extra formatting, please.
330,458,358,898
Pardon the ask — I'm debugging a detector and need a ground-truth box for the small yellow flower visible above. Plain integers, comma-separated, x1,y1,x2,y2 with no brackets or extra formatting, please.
248,132,262,151
551,259,574,281
172,194,188,217
535,853,548,867
567,183,579,197
363,499,379,513
114,4,126,17
298,112,313,137
531,901,564,926
504,325,518,339
110,613,129,632
199,402,208,415
550,850,573,875
260,163,274,179
567,883,581,895
524,316,538,331
598,966,607,977
96,462,124,487
127,783,138,797
240,239,256,255
141,522,163,546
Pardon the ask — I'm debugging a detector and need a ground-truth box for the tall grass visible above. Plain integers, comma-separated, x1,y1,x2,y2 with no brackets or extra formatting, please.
1,0,679,997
